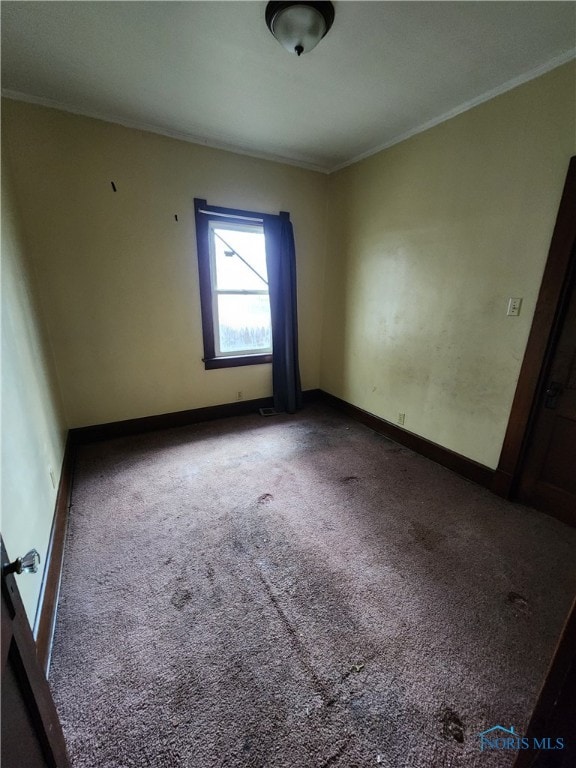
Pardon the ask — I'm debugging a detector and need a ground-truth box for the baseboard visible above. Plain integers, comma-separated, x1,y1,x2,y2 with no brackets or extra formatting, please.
68,388,491,488
34,434,75,674
491,468,515,499
69,389,323,445
319,391,494,488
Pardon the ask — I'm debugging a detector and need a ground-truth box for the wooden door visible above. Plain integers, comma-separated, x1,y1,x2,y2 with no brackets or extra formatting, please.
516,257,576,525
1,538,69,768
494,158,576,514
512,598,576,768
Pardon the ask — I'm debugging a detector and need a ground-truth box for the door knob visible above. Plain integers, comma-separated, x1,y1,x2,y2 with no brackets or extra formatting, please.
544,381,562,409
3,549,41,576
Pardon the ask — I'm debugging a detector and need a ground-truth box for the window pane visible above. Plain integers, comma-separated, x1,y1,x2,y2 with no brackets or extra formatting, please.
217,293,272,354
212,226,268,291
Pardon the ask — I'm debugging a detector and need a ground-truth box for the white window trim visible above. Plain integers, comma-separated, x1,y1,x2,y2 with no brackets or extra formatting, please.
207,220,272,358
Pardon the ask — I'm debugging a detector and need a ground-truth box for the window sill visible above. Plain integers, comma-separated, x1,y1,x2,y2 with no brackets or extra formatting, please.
203,354,272,370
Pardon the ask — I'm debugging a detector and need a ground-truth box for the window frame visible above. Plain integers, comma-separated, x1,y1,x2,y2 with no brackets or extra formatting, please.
194,199,273,370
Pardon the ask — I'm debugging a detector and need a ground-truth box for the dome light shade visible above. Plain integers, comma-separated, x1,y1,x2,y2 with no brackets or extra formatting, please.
265,2,335,56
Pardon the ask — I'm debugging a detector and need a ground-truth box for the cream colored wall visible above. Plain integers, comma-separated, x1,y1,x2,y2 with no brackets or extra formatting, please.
1,161,67,623
3,62,573,470
2,101,328,428
322,62,576,469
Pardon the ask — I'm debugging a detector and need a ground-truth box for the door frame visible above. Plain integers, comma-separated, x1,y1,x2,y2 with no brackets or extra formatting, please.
493,156,576,502
511,597,576,768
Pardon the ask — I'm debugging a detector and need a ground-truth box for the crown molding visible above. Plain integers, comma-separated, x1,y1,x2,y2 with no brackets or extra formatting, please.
328,49,576,174
0,89,331,175
3,48,574,177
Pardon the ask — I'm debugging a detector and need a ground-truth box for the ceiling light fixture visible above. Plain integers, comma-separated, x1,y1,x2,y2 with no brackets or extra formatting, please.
265,2,335,56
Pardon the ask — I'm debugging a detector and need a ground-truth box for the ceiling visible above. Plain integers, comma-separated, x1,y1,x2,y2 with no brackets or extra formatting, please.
1,2,575,173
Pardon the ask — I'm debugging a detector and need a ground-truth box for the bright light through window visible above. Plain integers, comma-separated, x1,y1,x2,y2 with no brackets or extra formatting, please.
208,222,272,357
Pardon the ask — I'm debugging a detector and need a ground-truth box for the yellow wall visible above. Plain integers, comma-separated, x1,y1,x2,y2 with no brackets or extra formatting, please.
2,61,574,478
322,62,576,469
2,101,328,428
3,61,573,627
1,160,67,622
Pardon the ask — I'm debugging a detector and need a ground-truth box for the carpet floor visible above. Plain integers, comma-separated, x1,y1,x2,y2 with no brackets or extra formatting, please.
49,404,576,768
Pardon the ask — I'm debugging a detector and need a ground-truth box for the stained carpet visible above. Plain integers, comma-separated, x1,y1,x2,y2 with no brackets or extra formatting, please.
49,405,576,767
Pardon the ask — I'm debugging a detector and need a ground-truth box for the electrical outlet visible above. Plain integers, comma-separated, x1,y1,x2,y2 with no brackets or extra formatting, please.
237,391,243,401
507,297,522,316
398,413,406,426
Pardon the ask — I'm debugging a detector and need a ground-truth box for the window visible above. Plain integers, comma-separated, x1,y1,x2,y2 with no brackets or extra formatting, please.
194,199,273,369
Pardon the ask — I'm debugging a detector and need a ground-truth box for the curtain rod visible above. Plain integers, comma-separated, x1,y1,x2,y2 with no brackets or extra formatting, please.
198,209,263,223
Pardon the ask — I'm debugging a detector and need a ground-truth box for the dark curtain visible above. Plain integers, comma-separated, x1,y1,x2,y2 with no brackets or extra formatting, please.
263,212,302,414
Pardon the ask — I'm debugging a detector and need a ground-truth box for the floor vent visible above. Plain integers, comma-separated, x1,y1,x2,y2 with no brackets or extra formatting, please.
259,407,279,417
